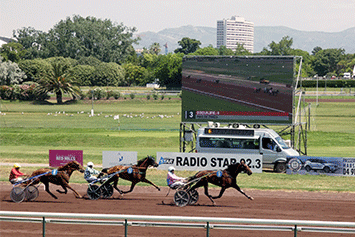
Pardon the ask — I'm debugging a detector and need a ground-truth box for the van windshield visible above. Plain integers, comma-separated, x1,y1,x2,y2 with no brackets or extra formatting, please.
275,137,290,149
199,137,259,150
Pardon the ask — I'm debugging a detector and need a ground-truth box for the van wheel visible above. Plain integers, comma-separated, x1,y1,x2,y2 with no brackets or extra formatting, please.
274,162,286,173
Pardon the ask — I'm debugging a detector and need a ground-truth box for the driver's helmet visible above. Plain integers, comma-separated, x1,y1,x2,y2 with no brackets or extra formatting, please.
168,166,175,172
87,162,94,168
13,163,21,168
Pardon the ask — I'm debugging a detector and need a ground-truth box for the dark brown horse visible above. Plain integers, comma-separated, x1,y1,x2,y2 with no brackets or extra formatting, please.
24,161,85,199
99,156,160,195
188,160,253,204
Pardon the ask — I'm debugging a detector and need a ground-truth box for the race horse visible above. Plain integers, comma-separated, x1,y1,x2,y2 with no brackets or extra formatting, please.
188,160,253,204
24,161,85,199
98,155,160,195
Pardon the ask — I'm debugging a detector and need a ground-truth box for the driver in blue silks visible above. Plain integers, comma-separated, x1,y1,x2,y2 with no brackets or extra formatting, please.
84,162,100,183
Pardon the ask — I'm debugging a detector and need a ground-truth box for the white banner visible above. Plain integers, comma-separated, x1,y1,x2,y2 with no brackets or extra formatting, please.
157,152,262,173
102,151,137,168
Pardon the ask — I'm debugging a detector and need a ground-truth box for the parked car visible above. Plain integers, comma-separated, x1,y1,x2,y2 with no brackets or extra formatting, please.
304,159,337,173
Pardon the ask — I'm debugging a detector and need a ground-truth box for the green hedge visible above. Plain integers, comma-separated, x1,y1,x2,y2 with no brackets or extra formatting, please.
302,79,355,88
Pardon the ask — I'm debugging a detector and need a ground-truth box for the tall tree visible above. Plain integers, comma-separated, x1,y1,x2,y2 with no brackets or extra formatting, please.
260,36,293,55
0,42,26,63
312,46,322,55
14,15,138,63
234,43,252,56
312,48,345,76
190,45,218,55
174,37,201,54
218,45,234,56
155,53,183,88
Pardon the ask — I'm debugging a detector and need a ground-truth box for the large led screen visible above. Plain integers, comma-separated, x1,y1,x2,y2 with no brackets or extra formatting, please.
181,56,295,124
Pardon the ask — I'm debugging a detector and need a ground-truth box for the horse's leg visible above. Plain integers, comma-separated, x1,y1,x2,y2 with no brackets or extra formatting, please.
211,187,226,199
232,183,253,200
112,177,123,194
56,186,67,194
62,183,82,198
141,178,160,191
43,181,58,199
203,183,215,204
120,182,137,194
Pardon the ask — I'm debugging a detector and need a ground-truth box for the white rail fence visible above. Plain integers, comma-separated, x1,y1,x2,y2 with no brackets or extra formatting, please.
1,211,355,237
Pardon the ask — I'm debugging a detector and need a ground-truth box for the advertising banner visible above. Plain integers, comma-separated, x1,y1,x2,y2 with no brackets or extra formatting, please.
102,151,137,168
49,150,83,167
286,156,355,176
156,152,262,173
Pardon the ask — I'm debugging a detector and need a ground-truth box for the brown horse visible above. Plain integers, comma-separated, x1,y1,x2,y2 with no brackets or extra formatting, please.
188,160,253,204
98,156,160,195
24,161,85,199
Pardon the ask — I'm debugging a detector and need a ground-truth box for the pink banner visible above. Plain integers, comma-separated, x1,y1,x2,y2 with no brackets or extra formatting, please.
49,150,83,167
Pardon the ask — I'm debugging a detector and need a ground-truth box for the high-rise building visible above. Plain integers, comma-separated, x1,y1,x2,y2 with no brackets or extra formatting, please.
217,16,254,53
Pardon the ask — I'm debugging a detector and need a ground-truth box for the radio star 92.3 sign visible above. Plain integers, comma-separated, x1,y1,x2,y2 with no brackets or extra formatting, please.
157,152,262,173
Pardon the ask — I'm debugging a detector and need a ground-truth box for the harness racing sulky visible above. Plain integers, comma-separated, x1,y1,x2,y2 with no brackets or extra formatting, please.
10,161,85,202
171,160,254,207
95,156,160,198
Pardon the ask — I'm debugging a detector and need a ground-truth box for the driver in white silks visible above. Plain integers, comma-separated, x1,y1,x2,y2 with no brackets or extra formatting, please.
84,162,100,183
167,166,186,189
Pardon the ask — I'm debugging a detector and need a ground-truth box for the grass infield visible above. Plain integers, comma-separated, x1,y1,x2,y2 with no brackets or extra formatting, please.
1,92,354,192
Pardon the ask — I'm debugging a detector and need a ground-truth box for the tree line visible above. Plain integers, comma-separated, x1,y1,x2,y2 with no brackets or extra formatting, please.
1,15,354,103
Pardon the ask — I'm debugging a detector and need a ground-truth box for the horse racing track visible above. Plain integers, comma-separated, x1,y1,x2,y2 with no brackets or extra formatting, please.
1,183,354,237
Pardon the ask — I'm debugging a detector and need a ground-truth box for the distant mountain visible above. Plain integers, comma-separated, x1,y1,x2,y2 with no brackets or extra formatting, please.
134,25,355,54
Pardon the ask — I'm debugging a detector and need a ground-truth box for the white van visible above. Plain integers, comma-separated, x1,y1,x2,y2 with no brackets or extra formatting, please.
343,72,351,79
195,125,299,173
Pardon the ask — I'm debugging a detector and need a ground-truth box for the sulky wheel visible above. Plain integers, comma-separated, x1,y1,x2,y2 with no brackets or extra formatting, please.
87,185,101,200
10,187,25,203
188,189,199,205
100,184,114,198
174,190,190,207
25,186,39,201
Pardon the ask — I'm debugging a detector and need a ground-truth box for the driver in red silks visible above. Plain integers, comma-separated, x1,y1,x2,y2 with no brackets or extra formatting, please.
9,163,27,184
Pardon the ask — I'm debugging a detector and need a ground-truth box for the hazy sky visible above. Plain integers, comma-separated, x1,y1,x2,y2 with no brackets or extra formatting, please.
1,0,355,38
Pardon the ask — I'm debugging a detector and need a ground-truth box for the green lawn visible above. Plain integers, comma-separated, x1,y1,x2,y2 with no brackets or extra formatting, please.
1,93,354,191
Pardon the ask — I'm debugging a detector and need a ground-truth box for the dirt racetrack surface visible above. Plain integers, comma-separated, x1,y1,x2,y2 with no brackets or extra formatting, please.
1,183,354,237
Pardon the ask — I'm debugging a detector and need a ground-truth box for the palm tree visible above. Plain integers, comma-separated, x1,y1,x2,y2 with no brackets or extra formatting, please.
36,62,80,104
149,42,161,55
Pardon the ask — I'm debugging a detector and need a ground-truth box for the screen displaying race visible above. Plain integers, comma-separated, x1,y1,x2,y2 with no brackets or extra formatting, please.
181,56,295,124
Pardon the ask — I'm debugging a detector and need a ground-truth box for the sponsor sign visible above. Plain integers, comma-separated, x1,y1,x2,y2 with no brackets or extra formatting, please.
102,151,137,168
286,156,355,176
49,150,83,167
157,152,262,173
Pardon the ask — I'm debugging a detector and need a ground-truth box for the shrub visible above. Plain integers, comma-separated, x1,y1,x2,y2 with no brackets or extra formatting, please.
302,79,355,88
0,85,13,99
161,94,165,100
146,94,151,100
153,93,158,100
113,91,120,100
106,90,113,100
129,93,135,99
